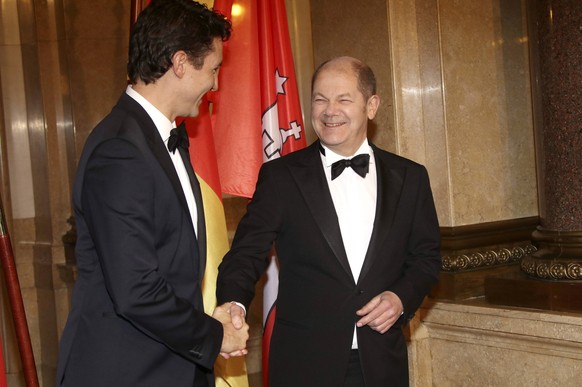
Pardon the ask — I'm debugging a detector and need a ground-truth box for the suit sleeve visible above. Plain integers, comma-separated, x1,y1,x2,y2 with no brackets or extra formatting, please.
216,163,282,309
389,166,441,323
82,137,222,369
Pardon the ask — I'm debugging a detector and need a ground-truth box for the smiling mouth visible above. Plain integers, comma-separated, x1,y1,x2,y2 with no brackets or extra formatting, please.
323,121,345,127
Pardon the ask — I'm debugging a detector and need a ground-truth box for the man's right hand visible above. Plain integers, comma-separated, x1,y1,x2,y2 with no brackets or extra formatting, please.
212,303,249,359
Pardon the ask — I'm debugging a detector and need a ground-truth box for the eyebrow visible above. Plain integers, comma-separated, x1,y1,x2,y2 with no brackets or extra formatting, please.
312,92,354,100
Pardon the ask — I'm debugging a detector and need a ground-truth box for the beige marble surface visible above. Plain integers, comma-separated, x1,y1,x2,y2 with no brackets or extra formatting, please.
0,32,35,219
387,0,452,225
438,0,537,225
410,300,582,386
386,0,538,227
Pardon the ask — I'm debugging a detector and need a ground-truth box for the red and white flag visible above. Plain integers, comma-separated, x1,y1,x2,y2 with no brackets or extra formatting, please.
211,0,306,385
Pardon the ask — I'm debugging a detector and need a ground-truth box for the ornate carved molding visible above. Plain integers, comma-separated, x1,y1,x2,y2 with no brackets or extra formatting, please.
443,244,537,272
439,217,538,273
520,228,582,280
521,256,582,280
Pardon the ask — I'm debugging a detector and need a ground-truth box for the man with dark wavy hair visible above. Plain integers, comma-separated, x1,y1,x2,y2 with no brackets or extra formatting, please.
56,1,247,386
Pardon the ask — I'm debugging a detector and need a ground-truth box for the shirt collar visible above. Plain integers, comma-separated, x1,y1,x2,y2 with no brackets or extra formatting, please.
125,85,175,141
320,140,373,168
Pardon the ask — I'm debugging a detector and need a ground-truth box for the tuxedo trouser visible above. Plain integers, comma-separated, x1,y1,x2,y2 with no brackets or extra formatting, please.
344,349,366,387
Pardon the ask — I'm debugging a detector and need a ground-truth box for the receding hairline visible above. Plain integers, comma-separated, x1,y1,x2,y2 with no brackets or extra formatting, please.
323,56,363,70
311,56,377,100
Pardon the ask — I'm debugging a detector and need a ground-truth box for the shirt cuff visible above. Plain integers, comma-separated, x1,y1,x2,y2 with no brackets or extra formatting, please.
231,301,246,316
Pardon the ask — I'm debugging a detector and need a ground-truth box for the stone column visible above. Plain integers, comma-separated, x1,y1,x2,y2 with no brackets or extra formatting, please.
521,0,582,279
486,0,582,311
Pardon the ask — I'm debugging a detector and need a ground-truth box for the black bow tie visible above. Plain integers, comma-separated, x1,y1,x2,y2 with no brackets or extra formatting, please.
331,154,370,180
167,122,189,154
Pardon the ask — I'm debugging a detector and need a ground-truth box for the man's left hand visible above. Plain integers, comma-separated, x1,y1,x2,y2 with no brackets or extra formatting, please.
355,291,403,334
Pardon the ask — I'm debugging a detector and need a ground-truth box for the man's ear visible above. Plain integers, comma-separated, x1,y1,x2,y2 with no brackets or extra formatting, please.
171,50,188,78
367,95,380,120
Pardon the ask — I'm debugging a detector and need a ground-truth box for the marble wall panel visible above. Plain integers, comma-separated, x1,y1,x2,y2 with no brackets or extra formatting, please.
1,0,36,221
0,1,20,45
36,0,78,215
37,37,77,245
387,0,452,226
63,0,130,153
415,0,450,227
0,43,35,220
419,301,582,386
439,0,537,225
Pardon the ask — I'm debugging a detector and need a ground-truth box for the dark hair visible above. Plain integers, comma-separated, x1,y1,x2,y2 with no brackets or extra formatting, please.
127,0,232,84
311,57,377,101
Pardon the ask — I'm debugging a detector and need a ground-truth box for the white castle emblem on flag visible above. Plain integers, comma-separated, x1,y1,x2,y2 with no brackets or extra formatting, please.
261,68,303,161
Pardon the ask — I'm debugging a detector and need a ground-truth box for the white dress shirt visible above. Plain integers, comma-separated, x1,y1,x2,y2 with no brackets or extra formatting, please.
125,85,198,237
320,139,377,349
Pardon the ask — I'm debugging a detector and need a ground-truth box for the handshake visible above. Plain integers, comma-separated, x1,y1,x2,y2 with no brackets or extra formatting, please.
212,302,250,359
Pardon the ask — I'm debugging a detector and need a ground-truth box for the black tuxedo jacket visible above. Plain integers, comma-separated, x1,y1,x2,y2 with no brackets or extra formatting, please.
217,141,441,386
56,93,222,387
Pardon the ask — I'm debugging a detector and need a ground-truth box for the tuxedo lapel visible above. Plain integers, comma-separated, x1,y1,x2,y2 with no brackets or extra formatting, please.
289,142,353,282
358,146,405,283
178,147,207,278
118,94,204,271
118,95,190,216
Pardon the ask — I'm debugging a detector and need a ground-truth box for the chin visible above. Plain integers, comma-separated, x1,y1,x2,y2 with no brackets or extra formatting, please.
320,135,345,146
